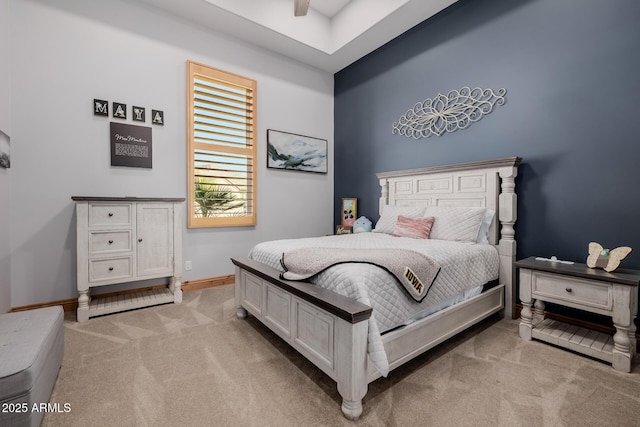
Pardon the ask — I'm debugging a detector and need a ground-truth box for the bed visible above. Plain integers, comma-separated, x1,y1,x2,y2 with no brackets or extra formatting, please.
231,156,521,420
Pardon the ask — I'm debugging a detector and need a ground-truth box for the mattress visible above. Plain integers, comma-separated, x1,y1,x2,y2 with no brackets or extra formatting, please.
248,232,499,376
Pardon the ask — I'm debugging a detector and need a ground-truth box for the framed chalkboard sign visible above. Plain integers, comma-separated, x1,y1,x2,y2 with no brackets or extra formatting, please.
110,122,152,168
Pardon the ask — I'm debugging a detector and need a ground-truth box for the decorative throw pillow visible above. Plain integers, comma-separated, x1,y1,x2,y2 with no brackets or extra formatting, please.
392,215,435,239
476,209,496,244
373,205,426,234
424,206,487,242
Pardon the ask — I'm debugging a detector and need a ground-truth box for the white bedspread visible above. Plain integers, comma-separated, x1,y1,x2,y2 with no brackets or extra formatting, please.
248,233,499,376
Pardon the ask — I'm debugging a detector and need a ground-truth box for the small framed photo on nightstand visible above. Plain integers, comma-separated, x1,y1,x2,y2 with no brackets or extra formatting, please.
341,198,357,226
336,225,352,235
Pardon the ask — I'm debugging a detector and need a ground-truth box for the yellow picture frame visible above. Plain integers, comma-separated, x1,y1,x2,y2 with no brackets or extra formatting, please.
341,198,357,226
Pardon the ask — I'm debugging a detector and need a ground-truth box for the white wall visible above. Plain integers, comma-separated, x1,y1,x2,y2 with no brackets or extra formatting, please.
0,0,11,312
9,0,334,307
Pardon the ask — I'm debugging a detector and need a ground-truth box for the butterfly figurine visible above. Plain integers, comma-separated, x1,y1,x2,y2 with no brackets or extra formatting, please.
586,242,632,272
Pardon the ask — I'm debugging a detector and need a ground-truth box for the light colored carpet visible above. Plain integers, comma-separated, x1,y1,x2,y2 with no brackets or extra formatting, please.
43,285,640,427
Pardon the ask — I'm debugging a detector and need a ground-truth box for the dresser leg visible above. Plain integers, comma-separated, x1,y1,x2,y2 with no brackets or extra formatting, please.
170,277,183,304
77,290,90,322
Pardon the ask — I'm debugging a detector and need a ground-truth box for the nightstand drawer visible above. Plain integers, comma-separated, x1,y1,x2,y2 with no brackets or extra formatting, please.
89,230,132,254
531,271,612,311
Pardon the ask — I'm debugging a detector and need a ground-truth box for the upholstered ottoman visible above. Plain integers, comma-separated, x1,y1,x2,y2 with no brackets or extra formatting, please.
0,306,64,427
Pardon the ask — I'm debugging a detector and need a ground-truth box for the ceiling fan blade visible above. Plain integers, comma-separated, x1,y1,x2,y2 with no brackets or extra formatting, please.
294,0,310,16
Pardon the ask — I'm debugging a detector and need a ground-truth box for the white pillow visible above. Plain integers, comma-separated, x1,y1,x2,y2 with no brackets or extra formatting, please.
424,206,487,242
476,209,495,244
373,205,426,234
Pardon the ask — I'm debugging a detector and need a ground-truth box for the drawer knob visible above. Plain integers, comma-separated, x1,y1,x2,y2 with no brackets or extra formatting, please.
108,267,114,271
565,287,572,293
108,212,114,217
138,238,143,242
108,240,114,244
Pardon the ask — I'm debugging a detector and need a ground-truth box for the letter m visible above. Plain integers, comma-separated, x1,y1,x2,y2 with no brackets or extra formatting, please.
95,101,107,114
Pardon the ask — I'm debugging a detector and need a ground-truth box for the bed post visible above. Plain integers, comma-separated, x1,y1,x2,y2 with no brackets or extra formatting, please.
498,164,518,319
335,319,369,420
234,265,248,319
378,177,389,214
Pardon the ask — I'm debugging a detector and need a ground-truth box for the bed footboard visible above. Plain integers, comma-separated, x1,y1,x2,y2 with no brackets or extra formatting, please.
231,257,372,420
230,157,521,420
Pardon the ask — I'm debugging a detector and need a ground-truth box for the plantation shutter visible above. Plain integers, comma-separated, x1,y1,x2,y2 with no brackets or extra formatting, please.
187,61,257,228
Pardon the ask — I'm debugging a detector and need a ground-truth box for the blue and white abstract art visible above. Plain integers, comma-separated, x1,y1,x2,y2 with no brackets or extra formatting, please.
0,129,9,169
267,129,327,174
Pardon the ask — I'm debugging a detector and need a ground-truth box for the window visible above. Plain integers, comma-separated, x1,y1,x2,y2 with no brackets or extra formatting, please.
187,61,257,228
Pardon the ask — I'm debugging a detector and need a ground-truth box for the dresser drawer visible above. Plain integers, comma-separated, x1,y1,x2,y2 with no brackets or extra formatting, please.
88,203,132,227
89,230,132,254
531,271,612,311
89,257,133,283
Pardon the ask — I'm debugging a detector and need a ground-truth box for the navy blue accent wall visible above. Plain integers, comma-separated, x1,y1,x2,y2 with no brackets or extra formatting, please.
335,0,640,272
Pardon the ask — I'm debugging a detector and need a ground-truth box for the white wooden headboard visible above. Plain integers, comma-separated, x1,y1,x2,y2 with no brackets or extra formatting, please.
376,157,522,318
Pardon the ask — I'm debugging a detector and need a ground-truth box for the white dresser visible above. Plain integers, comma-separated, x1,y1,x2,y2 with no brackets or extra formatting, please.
72,197,185,322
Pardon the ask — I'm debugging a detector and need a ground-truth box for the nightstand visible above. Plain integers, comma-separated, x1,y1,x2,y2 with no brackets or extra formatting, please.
516,256,639,372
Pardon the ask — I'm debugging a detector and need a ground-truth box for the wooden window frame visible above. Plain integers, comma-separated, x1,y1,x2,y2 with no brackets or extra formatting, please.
187,61,257,228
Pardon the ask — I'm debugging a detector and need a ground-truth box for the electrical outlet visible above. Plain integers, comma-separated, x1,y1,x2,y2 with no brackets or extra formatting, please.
185,260,192,271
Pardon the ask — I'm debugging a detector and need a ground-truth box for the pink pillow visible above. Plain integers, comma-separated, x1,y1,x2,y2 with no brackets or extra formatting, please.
392,215,435,239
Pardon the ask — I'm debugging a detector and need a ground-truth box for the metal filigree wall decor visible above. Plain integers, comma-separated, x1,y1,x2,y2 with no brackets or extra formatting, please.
392,87,506,139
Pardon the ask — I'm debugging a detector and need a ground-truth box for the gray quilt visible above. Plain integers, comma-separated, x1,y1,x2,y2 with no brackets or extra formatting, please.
280,247,441,302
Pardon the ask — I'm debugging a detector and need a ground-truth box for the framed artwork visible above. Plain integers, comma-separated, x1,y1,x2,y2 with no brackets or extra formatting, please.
110,122,152,168
267,129,327,173
0,129,10,169
341,198,357,226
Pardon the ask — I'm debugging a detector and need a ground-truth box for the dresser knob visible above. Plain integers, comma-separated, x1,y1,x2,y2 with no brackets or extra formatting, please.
138,238,143,242
108,212,113,217
108,267,114,271
108,240,114,244
565,287,572,293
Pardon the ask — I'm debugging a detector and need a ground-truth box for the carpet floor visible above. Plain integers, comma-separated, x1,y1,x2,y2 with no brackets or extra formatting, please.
43,285,640,426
